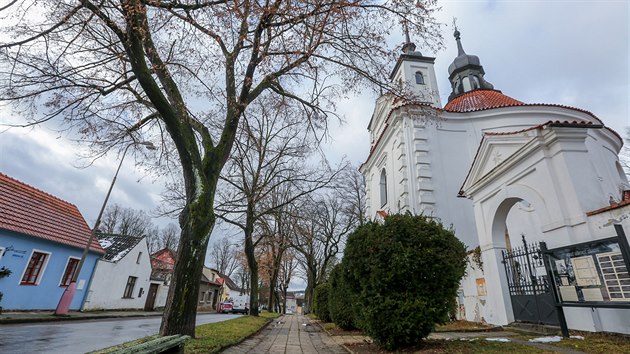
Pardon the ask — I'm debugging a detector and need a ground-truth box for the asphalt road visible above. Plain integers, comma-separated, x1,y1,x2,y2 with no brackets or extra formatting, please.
0,313,241,354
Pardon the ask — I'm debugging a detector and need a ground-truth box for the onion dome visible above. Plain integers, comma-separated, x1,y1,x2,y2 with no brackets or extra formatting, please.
447,28,495,102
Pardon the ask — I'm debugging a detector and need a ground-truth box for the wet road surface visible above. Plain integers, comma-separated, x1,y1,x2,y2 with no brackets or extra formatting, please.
0,313,241,354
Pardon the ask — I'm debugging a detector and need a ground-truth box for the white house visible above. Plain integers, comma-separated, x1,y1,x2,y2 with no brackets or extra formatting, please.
360,29,630,333
83,233,160,311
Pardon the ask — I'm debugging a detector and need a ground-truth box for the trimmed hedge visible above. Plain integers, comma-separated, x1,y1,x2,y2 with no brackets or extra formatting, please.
342,214,466,350
313,282,331,323
328,264,356,330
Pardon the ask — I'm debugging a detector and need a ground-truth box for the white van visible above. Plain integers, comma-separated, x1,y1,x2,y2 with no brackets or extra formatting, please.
231,294,249,314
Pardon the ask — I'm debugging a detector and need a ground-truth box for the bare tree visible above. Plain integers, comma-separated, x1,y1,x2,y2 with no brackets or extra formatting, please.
337,164,368,226
147,223,180,254
0,1,441,335
208,236,240,277
101,204,153,238
292,191,355,312
215,100,338,315
278,248,298,314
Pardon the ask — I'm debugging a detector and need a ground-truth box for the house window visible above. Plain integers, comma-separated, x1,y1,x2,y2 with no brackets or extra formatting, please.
136,252,142,264
379,168,388,207
138,287,144,298
20,251,49,285
60,257,80,286
200,292,206,303
123,276,137,298
0,246,5,260
415,71,425,85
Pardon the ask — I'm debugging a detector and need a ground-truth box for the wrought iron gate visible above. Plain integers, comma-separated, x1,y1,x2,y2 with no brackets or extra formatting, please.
502,235,559,325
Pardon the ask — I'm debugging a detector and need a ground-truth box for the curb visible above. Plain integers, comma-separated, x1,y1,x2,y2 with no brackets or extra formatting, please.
0,312,164,325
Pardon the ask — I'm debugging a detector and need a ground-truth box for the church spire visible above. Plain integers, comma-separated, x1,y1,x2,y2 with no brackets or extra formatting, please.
402,21,418,54
447,24,495,102
454,22,465,56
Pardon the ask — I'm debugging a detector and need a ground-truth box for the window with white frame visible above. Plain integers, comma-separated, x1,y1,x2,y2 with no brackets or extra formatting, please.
20,250,50,285
123,276,137,298
59,257,80,286
136,252,142,264
379,168,388,207
200,291,206,303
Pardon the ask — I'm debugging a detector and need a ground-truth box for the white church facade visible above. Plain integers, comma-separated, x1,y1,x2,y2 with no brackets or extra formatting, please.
360,29,630,334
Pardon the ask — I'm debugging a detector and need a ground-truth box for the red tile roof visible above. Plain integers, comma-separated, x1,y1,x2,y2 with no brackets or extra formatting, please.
586,200,630,216
150,248,176,271
0,172,105,253
444,90,524,112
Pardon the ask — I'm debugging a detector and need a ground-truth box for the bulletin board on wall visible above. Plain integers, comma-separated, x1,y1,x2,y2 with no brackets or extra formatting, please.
543,225,630,308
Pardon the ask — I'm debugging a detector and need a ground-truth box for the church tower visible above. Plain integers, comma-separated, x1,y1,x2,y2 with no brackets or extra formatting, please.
389,30,441,107
447,28,495,101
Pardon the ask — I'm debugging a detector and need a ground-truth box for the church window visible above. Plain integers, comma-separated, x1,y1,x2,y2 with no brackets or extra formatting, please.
379,168,388,207
462,76,472,91
472,76,480,89
415,71,425,85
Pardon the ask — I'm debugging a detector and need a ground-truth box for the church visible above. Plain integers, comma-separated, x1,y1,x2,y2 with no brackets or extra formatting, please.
360,29,630,334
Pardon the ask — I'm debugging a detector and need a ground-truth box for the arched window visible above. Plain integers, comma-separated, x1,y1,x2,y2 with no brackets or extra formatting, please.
379,169,388,207
415,71,425,85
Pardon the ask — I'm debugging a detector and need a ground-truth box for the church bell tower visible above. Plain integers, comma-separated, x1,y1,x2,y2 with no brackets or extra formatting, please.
389,29,441,108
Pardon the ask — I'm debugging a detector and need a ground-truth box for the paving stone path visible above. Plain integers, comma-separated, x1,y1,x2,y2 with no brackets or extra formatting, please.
222,314,348,354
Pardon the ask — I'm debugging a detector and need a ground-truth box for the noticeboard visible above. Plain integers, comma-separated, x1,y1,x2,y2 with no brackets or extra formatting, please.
544,232,630,306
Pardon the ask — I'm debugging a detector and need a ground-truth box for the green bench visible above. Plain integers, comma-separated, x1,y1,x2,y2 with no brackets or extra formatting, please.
108,334,190,354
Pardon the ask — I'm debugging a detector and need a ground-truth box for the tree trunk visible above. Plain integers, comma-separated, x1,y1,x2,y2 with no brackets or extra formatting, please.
248,259,259,315
304,261,317,313
244,214,259,316
159,207,214,336
281,285,288,314
267,255,281,312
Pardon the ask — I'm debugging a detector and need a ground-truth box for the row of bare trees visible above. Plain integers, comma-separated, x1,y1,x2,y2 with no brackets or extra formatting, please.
100,204,180,253
209,97,366,315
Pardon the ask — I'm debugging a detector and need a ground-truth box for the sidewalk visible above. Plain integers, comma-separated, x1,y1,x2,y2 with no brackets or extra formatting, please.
0,310,165,324
223,314,348,354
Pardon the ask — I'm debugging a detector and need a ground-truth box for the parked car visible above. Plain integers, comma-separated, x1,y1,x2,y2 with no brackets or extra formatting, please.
218,301,233,313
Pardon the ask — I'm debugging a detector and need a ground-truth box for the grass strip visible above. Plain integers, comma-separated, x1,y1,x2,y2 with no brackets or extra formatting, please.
186,311,281,353
514,332,630,354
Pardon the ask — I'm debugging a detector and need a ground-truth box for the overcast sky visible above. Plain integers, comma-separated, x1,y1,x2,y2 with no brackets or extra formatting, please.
1,1,628,279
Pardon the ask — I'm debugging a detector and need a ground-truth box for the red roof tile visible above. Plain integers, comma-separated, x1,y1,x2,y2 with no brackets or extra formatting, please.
586,200,630,216
0,173,105,253
444,90,524,112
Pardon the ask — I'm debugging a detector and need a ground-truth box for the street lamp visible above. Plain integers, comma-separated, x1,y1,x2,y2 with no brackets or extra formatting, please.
55,141,157,315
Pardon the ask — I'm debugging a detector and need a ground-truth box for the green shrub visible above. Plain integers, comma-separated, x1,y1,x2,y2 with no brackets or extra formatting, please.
313,282,331,323
328,264,356,330
343,214,467,350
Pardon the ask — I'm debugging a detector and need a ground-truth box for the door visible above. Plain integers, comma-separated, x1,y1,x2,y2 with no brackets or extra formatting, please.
144,283,159,311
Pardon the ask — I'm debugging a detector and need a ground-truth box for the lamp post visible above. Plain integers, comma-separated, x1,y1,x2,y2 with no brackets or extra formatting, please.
55,141,156,315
